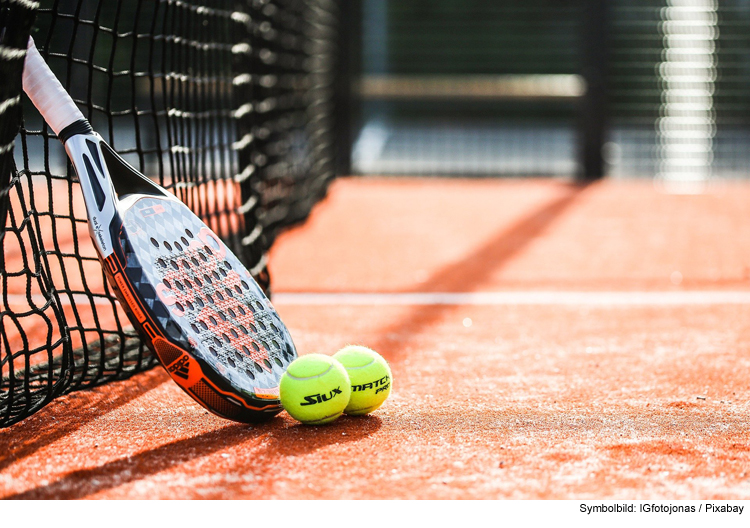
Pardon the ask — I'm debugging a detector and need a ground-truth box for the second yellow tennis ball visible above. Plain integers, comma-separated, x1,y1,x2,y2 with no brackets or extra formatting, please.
279,354,351,425
333,345,392,415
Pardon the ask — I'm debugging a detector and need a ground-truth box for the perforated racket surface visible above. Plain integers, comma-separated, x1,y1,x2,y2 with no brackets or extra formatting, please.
22,37,296,422
112,188,296,420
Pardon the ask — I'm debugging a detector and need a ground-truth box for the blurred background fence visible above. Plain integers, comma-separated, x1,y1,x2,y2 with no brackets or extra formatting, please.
335,0,750,183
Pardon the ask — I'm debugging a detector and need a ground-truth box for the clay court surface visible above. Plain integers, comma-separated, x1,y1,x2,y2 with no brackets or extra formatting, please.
3,177,750,500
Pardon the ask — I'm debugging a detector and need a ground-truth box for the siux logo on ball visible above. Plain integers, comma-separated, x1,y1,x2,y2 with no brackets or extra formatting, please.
352,375,390,393
300,386,343,406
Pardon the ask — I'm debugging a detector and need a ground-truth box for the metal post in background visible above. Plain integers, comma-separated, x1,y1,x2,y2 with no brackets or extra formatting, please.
578,0,609,181
334,0,362,177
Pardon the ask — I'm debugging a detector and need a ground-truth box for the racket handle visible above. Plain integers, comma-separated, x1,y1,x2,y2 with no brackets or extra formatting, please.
22,37,86,136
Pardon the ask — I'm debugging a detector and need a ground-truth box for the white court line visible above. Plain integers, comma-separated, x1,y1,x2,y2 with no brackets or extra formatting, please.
8,291,750,308
272,291,750,306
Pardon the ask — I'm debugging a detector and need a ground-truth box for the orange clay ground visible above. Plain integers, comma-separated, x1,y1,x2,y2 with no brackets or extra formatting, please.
2,177,750,499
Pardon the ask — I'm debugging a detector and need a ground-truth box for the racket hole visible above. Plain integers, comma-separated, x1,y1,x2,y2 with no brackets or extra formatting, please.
204,273,212,284
200,253,208,262
251,341,260,351
224,261,233,270
228,308,236,318
239,325,248,335
249,323,257,333
204,245,213,256
181,236,189,246
164,241,172,251
171,261,179,270
225,288,233,298
200,321,208,330
157,258,166,267
194,277,203,287
186,301,194,311
241,281,249,290
196,297,205,307
184,279,192,289
208,346,218,357
174,241,182,251
212,271,221,280
261,339,269,349
242,345,250,355
191,257,200,266
182,259,190,269
150,238,159,247
234,351,243,362
234,285,242,294
190,323,200,333
209,316,217,326
175,280,184,291
270,323,278,333
254,362,263,373
175,302,184,312
245,369,255,379
218,311,227,321
223,334,231,344
247,304,256,314
227,357,236,367
163,279,171,289
206,294,214,304
220,268,228,277
230,329,238,338
185,229,193,238
258,321,267,331
255,301,264,311
263,359,272,370
272,339,279,349
274,357,283,367
216,292,224,301
213,337,221,347
238,306,246,315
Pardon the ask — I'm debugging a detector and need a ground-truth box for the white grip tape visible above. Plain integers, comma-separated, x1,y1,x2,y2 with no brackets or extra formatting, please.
22,37,85,136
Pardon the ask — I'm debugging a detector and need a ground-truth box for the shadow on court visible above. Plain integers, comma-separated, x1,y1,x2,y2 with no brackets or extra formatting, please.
0,369,167,474
4,423,254,499
263,414,382,457
4,413,381,499
372,181,591,357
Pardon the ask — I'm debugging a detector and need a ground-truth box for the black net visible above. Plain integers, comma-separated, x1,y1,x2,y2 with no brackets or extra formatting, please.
0,0,338,427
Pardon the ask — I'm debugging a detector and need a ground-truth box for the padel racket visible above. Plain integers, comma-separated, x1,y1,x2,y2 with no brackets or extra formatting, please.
22,37,297,422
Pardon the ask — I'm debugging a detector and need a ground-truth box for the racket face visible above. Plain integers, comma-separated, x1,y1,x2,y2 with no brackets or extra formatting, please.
107,195,297,421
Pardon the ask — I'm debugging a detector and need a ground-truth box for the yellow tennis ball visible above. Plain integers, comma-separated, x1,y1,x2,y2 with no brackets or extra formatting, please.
279,354,351,425
333,345,392,415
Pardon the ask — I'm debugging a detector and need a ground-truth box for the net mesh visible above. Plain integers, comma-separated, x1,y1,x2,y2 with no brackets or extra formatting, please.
0,0,338,427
